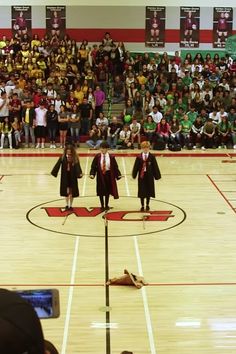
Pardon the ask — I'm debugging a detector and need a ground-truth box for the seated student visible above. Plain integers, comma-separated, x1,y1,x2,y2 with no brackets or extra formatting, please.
117,125,132,149
180,114,192,148
155,117,170,148
0,288,58,354
209,108,218,125
217,115,232,148
11,116,22,149
231,118,236,149
203,118,217,149
129,117,141,149
112,75,125,103
0,116,12,149
95,111,109,128
86,124,103,149
215,107,228,125
143,115,156,143
107,116,122,149
169,116,181,145
191,116,204,149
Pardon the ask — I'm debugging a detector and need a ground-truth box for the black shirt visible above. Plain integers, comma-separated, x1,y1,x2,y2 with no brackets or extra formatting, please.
79,103,92,118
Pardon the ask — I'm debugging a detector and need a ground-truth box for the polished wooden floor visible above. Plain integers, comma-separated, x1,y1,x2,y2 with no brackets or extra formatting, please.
0,147,236,354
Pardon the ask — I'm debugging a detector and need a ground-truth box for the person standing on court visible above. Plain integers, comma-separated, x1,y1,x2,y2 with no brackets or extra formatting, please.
132,140,161,211
89,141,122,211
51,144,83,210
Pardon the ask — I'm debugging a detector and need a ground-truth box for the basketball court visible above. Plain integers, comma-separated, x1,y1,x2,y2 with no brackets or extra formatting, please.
0,148,236,354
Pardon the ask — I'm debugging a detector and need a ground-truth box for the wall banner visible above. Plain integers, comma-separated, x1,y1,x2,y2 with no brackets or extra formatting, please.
180,7,200,48
145,6,166,48
46,6,66,38
12,6,32,38
213,7,233,48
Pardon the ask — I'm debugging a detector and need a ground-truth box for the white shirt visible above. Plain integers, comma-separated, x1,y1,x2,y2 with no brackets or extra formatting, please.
150,111,163,124
216,111,228,124
96,117,109,126
142,152,149,172
35,107,47,126
100,153,110,172
0,97,9,117
44,88,57,99
142,152,149,160
119,129,131,140
54,99,63,114
130,122,141,133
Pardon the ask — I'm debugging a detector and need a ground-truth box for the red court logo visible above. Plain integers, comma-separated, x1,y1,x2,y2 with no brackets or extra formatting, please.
26,196,186,238
42,207,174,222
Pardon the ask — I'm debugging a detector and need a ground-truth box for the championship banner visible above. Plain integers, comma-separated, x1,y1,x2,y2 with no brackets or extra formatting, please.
12,6,31,37
180,7,200,48
145,6,166,48
213,7,233,48
46,6,66,38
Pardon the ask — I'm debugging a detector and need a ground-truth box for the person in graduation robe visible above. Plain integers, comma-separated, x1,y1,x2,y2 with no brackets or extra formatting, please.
51,144,83,210
89,141,122,211
132,140,161,211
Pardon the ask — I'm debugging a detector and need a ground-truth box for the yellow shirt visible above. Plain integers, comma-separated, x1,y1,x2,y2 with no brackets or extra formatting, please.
25,108,30,123
137,75,147,85
31,39,41,48
18,79,26,89
79,49,88,59
21,50,30,58
74,90,84,104
0,41,6,49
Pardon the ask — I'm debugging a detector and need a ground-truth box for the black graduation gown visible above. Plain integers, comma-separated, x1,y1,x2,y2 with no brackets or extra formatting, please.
90,153,121,198
51,157,82,197
132,153,161,198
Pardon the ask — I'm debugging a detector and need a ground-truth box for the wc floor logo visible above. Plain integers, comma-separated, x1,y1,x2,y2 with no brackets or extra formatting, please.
27,196,186,238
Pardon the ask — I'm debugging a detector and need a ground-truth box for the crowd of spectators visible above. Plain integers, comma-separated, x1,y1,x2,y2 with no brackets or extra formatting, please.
0,30,236,150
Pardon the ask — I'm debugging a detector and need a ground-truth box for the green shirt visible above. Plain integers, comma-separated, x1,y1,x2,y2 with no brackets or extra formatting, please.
187,111,198,123
144,122,156,131
181,120,192,133
218,121,231,133
182,76,192,86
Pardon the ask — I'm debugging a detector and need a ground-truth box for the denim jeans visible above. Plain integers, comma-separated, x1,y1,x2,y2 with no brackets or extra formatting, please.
48,127,57,142
23,123,35,146
70,127,80,143
107,135,118,149
86,139,103,149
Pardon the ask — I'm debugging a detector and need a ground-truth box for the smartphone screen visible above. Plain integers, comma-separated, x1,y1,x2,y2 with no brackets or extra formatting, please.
15,289,60,319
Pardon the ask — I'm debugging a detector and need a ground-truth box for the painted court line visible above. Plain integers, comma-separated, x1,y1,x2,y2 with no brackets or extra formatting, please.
61,155,90,354
134,237,157,354
122,156,157,354
207,174,236,214
61,237,80,354
1,152,236,158
2,282,236,287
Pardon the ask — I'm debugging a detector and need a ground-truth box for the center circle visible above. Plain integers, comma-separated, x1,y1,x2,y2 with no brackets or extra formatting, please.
26,196,186,238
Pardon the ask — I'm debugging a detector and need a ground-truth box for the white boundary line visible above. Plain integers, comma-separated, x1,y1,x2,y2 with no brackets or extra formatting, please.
61,236,80,354
134,236,157,354
122,157,157,354
82,154,90,197
61,155,90,354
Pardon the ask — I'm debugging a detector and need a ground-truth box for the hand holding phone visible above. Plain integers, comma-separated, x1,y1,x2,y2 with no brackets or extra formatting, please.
15,289,60,319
